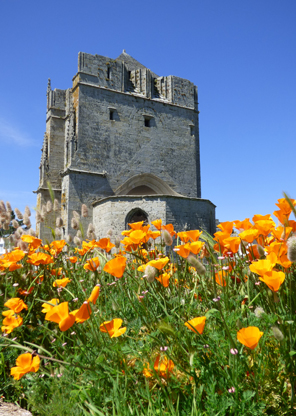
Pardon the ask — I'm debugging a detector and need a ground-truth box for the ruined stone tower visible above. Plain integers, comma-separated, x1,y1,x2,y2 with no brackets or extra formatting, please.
36,50,215,241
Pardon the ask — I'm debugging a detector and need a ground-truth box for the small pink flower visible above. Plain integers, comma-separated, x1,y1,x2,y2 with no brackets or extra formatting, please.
228,387,235,393
230,348,238,355
62,342,67,347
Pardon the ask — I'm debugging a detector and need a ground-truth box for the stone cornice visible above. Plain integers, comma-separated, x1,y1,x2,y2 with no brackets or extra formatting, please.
60,167,107,178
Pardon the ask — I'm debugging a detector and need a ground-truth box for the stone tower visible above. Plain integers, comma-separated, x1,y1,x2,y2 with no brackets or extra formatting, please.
36,50,215,241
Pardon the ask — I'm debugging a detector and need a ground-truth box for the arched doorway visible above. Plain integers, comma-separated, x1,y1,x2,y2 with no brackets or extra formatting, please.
125,208,148,229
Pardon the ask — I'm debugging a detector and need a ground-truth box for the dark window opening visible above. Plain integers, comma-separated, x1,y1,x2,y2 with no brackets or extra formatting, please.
144,117,150,127
190,125,194,136
127,209,149,229
110,110,114,120
107,66,111,79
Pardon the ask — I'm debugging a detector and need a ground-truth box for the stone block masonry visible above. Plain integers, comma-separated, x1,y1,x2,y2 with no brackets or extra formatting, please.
35,50,215,241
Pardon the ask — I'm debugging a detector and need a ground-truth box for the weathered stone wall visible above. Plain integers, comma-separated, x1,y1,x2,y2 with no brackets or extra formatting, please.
71,84,200,198
36,51,213,242
93,195,215,239
61,171,111,237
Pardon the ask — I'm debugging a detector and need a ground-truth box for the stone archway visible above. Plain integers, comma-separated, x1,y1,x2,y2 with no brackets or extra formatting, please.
115,173,181,196
125,208,149,229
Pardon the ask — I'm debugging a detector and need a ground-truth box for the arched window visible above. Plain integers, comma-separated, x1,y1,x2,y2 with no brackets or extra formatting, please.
125,208,148,229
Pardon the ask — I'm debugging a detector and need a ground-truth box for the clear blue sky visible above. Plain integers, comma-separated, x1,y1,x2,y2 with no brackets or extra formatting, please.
1,0,295,226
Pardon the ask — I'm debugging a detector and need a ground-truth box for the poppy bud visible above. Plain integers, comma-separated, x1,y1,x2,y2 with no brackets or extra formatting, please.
0,200,6,212
107,229,113,237
287,236,296,262
41,205,47,217
6,201,12,212
144,265,157,283
14,208,23,220
257,244,265,257
24,206,31,217
88,232,96,240
55,227,62,238
76,230,82,239
187,255,206,275
254,306,265,318
19,241,28,251
162,229,173,246
23,215,31,227
29,228,36,237
17,226,24,235
271,326,284,341
36,211,42,224
12,220,19,229
46,201,52,213
3,221,10,230
53,199,60,212
66,234,73,244
56,217,63,227
115,237,121,249
81,204,88,218
73,236,81,246
71,218,78,230
73,211,80,220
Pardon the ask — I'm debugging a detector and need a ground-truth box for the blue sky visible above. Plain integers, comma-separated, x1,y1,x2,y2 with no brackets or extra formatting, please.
0,0,295,227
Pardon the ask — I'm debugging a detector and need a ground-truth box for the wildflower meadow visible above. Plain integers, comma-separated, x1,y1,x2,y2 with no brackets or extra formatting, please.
1,194,296,415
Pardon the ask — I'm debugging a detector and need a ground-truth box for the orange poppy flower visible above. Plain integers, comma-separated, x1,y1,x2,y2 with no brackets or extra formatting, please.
217,221,233,234
215,271,226,286
213,231,231,253
67,256,78,263
21,235,42,250
234,218,253,231
95,238,115,253
147,230,161,240
27,252,53,266
144,257,170,271
72,302,92,323
50,240,67,254
223,236,241,254
143,362,153,378
239,229,259,243
41,298,59,314
185,316,206,335
249,253,277,276
128,221,144,230
45,302,75,331
151,219,162,230
177,232,190,243
18,287,34,296
84,257,100,271
155,273,171,287
265,241,287,258
161,224,176,237
100,318,126,337
252,214,272,222
129,230,147,245
103,256,127,278
2,313,23,334
10,353,40,380
271,226,292,241
259,270,285,292
153,355,174,378
174,244,191,259
275,197,296,216
4,298,28,313
254,219,276,237
88,285,100,305
53,277,71,288
189,241,205,255
237,326,263,350
187,229,203,242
